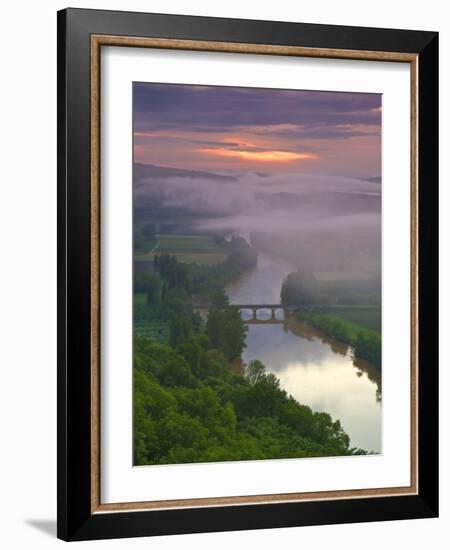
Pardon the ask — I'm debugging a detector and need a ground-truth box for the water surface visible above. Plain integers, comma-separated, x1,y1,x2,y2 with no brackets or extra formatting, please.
227,253,381,453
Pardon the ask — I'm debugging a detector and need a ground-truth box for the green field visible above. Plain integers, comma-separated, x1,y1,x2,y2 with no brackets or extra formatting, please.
323,306,381,333
133,293,169,342
134,319,169,342
135,234,227,265
134,293,148,306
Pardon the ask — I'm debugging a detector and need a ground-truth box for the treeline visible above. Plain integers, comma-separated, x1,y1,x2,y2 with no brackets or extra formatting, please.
135,242,251,362
281,270,381,307
281,271,319,306
134,336,362,465
139,235,257,303
280,270,381,368
167,289,247,363
134,236,257,326
296,310,381,369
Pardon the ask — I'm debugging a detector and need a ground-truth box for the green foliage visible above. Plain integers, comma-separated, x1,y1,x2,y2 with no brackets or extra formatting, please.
354,332,382,368
209,289,229,309
146,275,162,306
279,270,381,310
322,306,381,332
206,307,247,361
156,253,191,291
133,338,360,466
281,271,319,306
151,236,257,302
318,277,381,308
297,310,381,369
169,313,193,348
134,272,162,295
246,360,266,385
133,251,250,362
133,237,361,466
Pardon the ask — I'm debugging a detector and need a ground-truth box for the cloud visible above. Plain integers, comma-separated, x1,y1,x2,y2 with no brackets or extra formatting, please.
134,163,380,221
134,164,381,274
197,148,318,163
133,83,381,177
133,83,381,134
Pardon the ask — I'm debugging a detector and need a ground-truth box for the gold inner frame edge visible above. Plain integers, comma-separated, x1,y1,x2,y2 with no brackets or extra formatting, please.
90,34,419,514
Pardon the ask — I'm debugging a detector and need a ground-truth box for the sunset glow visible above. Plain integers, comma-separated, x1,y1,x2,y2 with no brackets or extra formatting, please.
198,148,318,163
132,82,383,465
133,83,381,177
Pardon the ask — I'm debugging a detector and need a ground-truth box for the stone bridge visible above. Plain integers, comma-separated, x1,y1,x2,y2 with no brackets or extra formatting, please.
193,303,378,323
193,304,298,323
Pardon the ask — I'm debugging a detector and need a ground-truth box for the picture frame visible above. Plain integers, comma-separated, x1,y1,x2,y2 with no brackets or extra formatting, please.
57,7,438,541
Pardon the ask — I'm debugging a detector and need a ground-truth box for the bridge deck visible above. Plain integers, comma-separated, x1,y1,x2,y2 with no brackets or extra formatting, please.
194,304,286,309
193,303,379,310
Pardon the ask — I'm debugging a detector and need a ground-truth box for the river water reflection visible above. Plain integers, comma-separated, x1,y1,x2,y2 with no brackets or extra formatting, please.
227,253,381,453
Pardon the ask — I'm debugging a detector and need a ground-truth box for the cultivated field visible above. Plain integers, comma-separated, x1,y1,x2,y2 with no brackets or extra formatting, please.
134,234,227,265
134,319,169,342
133,293,170,342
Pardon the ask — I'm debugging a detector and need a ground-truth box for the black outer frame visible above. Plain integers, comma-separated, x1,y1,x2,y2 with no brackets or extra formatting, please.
57,7,439,542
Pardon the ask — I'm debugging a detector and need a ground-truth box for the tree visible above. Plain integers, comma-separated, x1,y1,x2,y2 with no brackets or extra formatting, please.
176,341,202,373
281,271,319,306
209,289,229,309
158,356,196,388
161,281,168,303
236,371,283,417
169,313,193,348
134,271,161,294
206,307,247,361
222,316,247,361
246,360,266,385
354,332,381,368
198,349,228,380
145,273,162,306
164,287,189,313
205,309,224,349
227,235,258,270
134,336,356,465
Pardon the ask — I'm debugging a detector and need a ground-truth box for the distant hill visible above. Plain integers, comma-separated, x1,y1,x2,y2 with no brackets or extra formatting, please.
134,163,237,182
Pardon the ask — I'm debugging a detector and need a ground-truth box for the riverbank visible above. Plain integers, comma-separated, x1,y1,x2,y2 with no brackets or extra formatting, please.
295,310,381,369
241,315,381,453
225,251,381,452
133,247,367,464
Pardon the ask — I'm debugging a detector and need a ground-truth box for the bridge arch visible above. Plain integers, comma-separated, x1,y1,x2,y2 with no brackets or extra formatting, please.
237,305,285,322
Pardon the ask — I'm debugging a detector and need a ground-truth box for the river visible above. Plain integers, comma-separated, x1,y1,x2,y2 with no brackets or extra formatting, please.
226,253,381,453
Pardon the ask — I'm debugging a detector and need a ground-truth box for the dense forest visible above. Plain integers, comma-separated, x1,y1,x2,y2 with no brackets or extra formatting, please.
134,247,363,465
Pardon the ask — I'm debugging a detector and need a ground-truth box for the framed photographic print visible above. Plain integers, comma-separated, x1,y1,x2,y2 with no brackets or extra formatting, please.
57,8,439,541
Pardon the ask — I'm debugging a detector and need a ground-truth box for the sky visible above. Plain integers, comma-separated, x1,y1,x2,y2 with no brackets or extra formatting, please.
133,83,381,179
133,83,382,276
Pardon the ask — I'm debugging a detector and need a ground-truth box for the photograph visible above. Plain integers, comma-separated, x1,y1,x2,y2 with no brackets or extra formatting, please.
54,6,439,541
132,82,383,466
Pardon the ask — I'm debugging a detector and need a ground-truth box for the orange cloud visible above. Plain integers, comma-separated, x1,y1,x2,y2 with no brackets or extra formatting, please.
198,148,318,163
